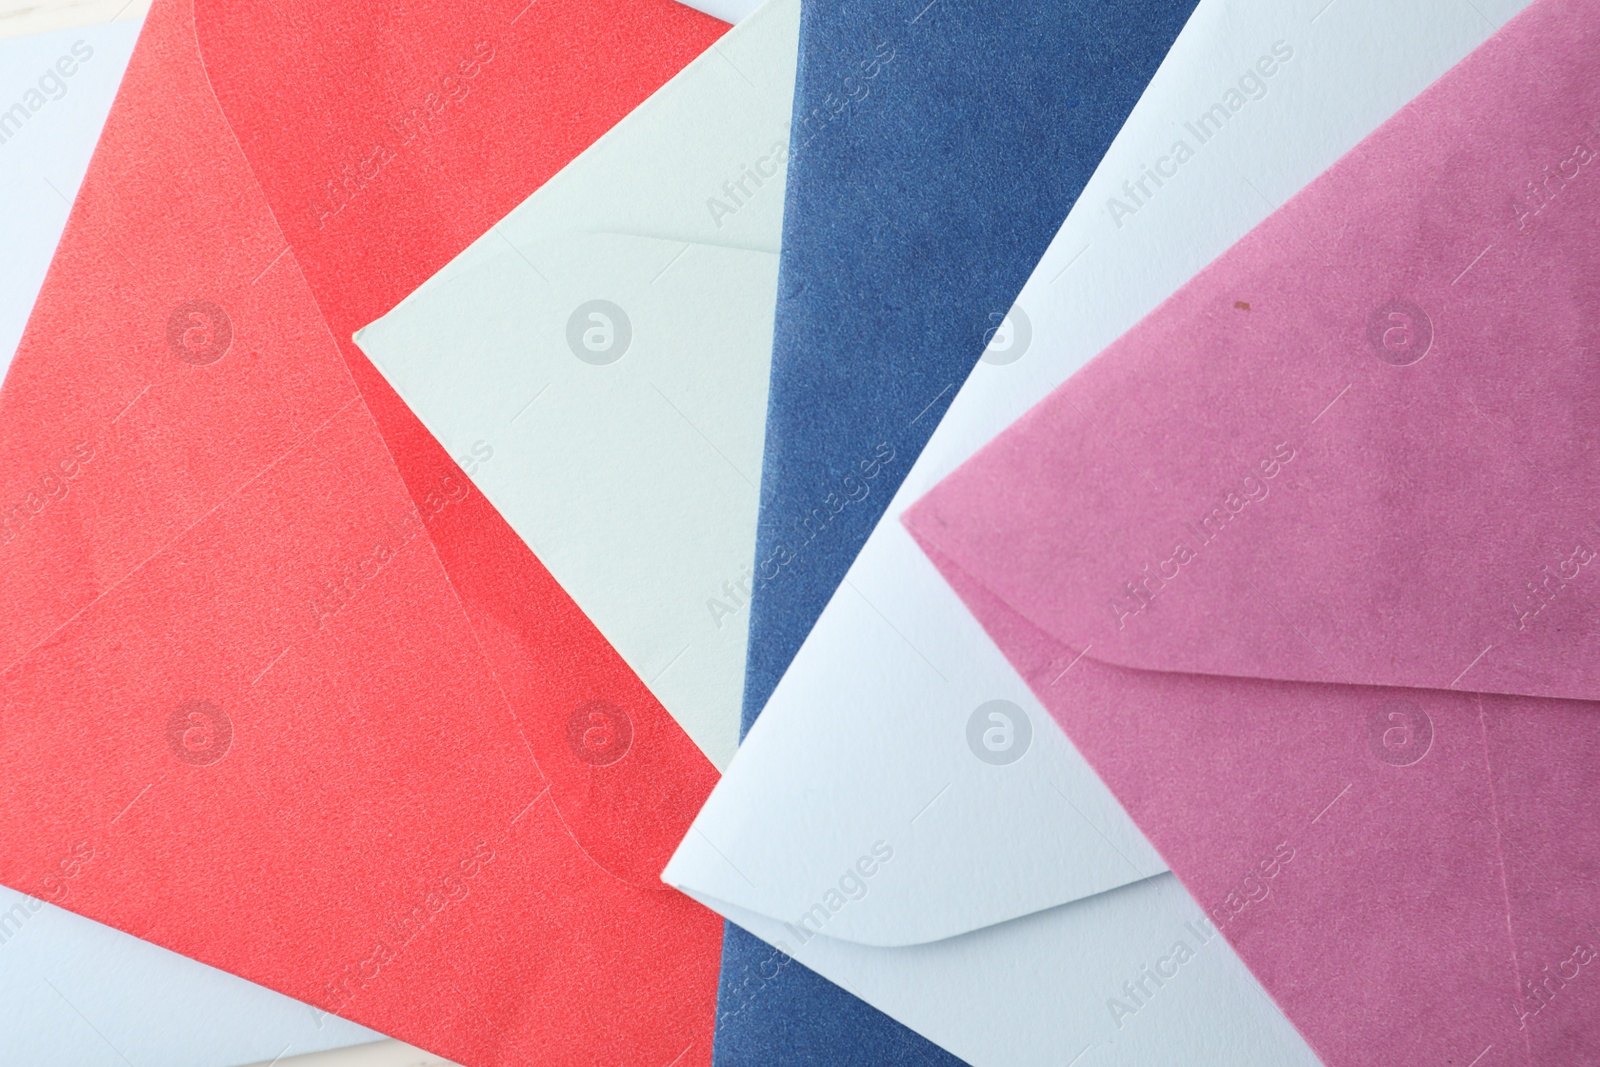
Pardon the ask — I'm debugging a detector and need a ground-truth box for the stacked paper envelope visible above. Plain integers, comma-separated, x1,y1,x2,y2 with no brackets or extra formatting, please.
905,1,1600,1064
668,0,1547,1064
3,0,1594,1063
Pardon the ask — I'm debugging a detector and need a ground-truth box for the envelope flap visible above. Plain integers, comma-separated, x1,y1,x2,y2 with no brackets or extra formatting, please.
360,231,775,481
359,231,777,770
188,0,744,888
347,0,799,770
906,0,1600,704
664,540,1164,948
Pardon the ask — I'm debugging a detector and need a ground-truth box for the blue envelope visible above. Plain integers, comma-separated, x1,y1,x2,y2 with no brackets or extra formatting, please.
719,0,1202,1062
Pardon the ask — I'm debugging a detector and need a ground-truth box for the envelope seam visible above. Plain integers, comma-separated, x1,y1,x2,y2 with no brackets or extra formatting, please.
185,3,602,873
1477,692,1535,1067
0,392,363,680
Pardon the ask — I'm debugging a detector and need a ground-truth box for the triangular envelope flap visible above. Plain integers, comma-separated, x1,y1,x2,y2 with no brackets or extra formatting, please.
664,550,1163,949
189,0,734,886
907,0,1600,704
359,232,777,769
916,363,1600,1067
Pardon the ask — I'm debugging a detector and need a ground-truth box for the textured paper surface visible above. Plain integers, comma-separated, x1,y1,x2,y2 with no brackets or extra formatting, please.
0,21,135,381
668,0,1533,1063
357,0,800,771
739,0,1202,733
0,20,381,1066
909,1,1599,1063
712,0,1202,1061
0,0,731,1063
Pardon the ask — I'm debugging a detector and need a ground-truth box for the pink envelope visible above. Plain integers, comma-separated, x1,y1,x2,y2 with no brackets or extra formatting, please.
906,1,1600,1064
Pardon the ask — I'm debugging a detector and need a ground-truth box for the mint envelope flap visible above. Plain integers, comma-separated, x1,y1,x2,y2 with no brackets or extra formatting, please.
359,231,775,769
355,0,799,774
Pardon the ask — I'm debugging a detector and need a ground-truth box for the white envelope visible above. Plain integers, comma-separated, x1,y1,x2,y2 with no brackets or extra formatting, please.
239,1039,456,1067
0,23,379,1066
354,0,798,770
665,0,1533,1063
684,0,767,21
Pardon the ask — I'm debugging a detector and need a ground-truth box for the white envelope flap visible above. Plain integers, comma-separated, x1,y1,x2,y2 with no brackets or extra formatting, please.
662,534,1165,948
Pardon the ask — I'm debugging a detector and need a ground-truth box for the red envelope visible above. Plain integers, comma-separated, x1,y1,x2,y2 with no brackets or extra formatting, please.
0,0,727,1063
908,1,1600,1064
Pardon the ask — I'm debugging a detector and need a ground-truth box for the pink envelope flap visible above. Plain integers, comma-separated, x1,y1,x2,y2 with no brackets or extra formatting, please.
907,0,1600,705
